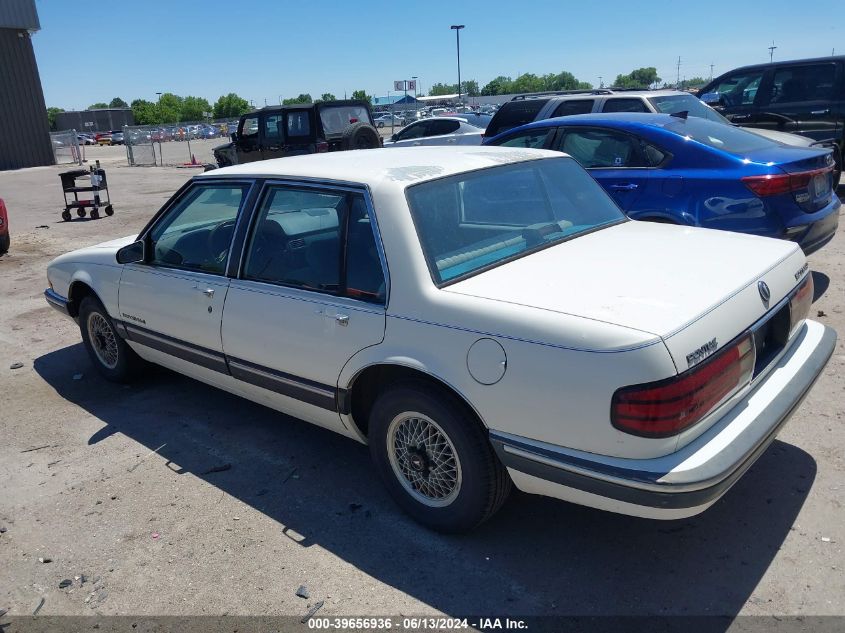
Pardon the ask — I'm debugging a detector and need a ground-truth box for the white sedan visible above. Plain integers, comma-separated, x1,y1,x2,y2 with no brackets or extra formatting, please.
383,116,488,147
45,147,835,532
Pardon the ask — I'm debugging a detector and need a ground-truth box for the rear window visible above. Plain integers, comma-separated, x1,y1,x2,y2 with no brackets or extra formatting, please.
648,94,729,123
485,99,549,137
406,158,625,285
663,117,779,154
319,105,371,135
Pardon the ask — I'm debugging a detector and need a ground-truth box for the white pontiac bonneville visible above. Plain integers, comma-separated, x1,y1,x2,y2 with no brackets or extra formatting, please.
45,147,835,532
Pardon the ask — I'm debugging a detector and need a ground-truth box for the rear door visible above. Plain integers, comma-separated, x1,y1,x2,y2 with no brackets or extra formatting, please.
283,109,317,155
260,112,284,160
754,61,843,142
418,119,462,145
221,183,387,434
553,126,650,211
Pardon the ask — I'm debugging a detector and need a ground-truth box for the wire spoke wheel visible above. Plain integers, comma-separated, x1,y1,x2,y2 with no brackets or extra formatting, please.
86,312,119,370
387,412,462,507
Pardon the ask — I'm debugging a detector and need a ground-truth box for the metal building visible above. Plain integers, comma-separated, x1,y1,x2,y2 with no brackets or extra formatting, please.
0,0,53,171
56,109,135,134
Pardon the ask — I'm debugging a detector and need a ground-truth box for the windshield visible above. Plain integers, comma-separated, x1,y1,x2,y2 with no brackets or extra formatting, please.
319,105,371,135
662,117,780,154
648,94,729,124
406,158,625,285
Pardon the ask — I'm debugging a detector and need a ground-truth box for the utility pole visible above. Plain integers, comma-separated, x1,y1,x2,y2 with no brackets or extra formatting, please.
451,25,465,104
709,64,714,80
598,76,603,88
768,41,777,63
676,56,681,88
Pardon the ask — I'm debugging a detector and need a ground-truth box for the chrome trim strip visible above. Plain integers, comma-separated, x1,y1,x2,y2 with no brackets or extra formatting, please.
122,323,229,374
44,288,70,315
227,357,338,411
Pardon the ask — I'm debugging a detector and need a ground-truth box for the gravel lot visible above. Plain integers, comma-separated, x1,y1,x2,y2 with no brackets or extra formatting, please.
0,160,843,620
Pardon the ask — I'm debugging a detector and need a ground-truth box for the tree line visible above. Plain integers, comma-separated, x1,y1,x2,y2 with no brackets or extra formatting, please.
44,67,698,130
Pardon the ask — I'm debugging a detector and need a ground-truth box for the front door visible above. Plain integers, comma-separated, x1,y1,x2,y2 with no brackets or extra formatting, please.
221,183,387,435
554,126,649,211
118,182,252,377
236,114,262,163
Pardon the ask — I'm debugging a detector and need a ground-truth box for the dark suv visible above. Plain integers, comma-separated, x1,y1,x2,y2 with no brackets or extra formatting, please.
699,56,844,183
213,100,381,167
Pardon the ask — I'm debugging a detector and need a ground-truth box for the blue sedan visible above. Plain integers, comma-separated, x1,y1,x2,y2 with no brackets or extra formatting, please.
484,113,840,254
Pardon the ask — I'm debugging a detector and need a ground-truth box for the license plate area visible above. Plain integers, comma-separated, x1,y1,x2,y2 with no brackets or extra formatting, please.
752,303,791,377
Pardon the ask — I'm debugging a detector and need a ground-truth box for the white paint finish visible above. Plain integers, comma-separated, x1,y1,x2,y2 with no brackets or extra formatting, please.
466,338,507,385
119,265,230,352
383,117,485,148
446,220,800,340
221,280,385,436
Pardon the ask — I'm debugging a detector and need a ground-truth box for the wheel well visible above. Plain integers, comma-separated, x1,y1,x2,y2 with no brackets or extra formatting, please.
347,364,483,439
66,281,96,317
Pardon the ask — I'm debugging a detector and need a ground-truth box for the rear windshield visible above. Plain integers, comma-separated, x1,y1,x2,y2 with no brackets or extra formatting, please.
485,99,549,137
319,105,371,135
406,158,625,285
663,117,779,154
648,94,729,124
448,113,492,129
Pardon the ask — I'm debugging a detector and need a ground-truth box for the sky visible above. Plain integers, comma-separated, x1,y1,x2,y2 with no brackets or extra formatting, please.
32,0,842,111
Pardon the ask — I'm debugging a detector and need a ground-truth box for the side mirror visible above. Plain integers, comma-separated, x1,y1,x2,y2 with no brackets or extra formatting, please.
230,132,238,142
116,240,145,265
700,92,721,106
391,134,398,142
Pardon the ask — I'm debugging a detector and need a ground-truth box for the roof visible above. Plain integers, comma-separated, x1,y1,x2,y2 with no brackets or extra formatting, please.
200,146,558,188
416,94,460,102
513,112,682,133
373,95,419,106
711,55,845,76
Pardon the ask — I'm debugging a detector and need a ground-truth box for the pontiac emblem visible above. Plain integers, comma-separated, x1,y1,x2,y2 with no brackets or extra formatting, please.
758,281,771,305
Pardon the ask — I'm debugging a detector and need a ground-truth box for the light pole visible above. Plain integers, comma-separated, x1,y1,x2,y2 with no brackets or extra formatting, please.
412,75,418,116
598,76,602,88
768,41,777,63
450,25,465,105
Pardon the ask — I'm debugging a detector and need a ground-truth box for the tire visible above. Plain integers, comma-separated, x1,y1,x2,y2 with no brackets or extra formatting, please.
61,210,72,221
369,381,511,533
0,232,9,254
104,205,114,216
90,208,100,220
76,208,86,218
341,122,381,151
78,296,143,382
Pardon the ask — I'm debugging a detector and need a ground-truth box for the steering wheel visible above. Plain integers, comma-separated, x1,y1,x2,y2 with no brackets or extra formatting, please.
207,220,237,266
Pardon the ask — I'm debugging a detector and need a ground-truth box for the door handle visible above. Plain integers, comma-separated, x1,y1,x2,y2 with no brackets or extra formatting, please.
197,287,214,298
811,109,830,115
731,114,751,121
335,314,349,326
610,183,638,191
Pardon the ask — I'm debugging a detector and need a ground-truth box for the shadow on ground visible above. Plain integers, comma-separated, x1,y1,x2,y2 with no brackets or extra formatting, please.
812,270,830,303
34,344,816,621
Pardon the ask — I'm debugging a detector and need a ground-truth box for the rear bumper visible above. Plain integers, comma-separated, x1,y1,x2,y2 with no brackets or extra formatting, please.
786,204,840,255
44,288,71,318
491,320,836,519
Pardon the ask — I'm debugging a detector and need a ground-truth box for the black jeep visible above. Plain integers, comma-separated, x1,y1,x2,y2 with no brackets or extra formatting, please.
213,100,381,167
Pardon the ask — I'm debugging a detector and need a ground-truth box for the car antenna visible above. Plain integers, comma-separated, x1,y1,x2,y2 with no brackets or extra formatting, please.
670,110,689,119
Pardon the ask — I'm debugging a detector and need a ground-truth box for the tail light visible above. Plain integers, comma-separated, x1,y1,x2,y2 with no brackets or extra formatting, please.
742,166,832,197
316,141,329,153
611,334,755,438
789,273,813,333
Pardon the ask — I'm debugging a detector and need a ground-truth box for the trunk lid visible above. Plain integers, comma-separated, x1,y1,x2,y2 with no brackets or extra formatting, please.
444,221,807,371
744,146,836,213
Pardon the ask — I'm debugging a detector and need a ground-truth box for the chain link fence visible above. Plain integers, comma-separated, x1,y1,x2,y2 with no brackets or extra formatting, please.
51,129,83,165
124,120,238,167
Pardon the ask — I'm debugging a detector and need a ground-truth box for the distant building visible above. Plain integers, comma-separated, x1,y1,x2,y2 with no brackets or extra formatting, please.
56,108,135,133
0,0,53,170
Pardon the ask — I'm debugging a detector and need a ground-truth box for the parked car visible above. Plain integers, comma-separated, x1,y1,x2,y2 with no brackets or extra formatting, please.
0,198,9,253
384,116,489,147
44,146,835,532
110,131,125,145
485,113,840,254
374,113,406,128
96,134,112,146
213,100,380,167
77,134,95,145
483,89,819,155
698,55,845,185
